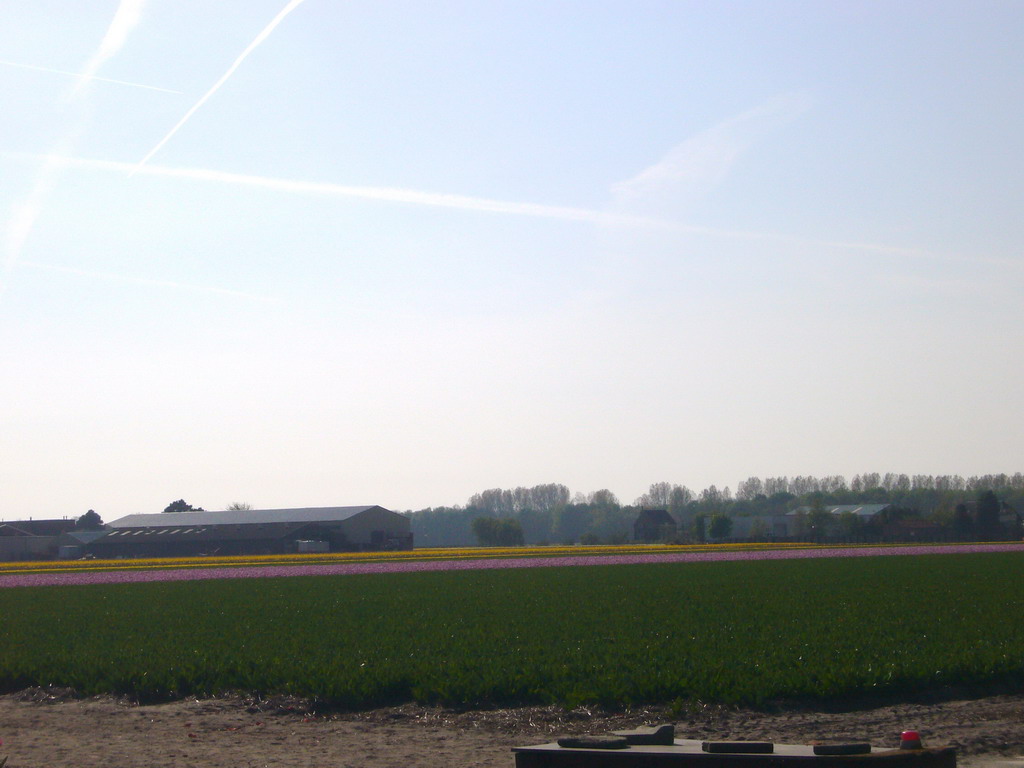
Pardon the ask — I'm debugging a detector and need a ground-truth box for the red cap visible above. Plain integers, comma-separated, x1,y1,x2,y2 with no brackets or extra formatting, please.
900,731,923,749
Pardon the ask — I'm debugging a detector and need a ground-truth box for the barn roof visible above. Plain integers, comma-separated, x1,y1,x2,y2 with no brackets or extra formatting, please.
787,504,890,518
108,505,385,529
0,519,77,537
58,529,112,544
635,509,676,526
832,504,890,517
95,522,317,543
0,523,33,537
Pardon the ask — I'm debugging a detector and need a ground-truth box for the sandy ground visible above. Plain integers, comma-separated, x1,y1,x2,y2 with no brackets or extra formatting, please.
2,688,1024,768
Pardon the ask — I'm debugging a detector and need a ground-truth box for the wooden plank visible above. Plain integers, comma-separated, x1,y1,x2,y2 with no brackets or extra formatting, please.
513,739,957,768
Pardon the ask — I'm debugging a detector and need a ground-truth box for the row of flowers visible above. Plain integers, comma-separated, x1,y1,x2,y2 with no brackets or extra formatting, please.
0,540,823,575
2,542,1022,589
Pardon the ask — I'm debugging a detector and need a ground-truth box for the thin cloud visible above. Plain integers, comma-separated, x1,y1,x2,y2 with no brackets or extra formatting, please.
20,259,278,303
3,0,149,296
132,0,308,174
2,145,83,297
45,153,681,230
611,93,811,209
74,0,148,97
14,151,982,268
0,59,181,94
4,153,65,274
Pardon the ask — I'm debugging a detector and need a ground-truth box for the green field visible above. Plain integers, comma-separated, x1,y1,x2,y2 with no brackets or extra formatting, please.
2,552,1022,709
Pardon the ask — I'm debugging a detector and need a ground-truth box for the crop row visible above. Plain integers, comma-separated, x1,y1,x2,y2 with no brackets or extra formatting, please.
0,540,814,576
3,542,1021,589
2,551,1022,709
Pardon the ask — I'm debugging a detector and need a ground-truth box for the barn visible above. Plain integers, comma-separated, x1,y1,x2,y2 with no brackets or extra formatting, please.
633,509,677,542
89,505,412,559
0,519,78,561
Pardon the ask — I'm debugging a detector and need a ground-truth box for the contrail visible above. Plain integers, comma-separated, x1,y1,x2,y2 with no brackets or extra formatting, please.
0,60,181,94
131,0,308,174
13,152,985,269
4,153,65,276
72,0,148,97
2,0,148,297
34,153,679,231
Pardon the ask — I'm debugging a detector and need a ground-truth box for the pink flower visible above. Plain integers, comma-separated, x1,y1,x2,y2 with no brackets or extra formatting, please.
2,543,1023,588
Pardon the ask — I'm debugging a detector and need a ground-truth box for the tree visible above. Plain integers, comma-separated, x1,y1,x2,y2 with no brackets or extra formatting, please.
690,514,707,542
75,509,104,530
952,503,974,538
792,508,809,538
668,486,694,516
735,477,764,500
587,503,630,543
528,483,571,512
227,502,253,511
767,491,796,513
588,489,619,507
806,500,834,541
708,514,733,540
468,483,570,515
468,488,514,515
163,499,204,513
471,517,524,547
975,490,1002,539
699,485,726,514
636,482,674,508
471,517,496,545
837,510,862,540
747,518,769,540
518,507,554,544
552,505,591,544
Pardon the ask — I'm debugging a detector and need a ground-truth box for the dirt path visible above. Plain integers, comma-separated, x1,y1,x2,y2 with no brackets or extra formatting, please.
2,689,1023,768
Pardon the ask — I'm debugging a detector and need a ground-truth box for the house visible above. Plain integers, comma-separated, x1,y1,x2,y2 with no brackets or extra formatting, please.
88,505,412,559
633,509,676,542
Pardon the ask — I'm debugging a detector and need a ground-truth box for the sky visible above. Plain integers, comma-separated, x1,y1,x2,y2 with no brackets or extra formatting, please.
1,1,1022,521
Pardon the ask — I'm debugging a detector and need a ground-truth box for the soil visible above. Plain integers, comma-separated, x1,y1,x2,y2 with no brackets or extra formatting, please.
2,687,1024,768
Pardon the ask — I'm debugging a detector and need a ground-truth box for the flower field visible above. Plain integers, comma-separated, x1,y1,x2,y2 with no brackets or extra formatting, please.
2,548,1023,709
2,542,1021,588
0,541,810,579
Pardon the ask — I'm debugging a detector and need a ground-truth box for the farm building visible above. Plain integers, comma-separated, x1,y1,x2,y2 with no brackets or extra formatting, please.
727,506,894,540
0,519,78,561
55,529,110,559
788,503,891,520
89,505,412,559
633,509,677,542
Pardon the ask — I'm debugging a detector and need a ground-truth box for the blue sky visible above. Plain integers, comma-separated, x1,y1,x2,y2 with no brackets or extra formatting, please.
2,1,1022,520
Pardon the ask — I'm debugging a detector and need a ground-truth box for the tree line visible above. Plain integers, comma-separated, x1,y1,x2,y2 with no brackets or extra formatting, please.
406,473,1024,548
